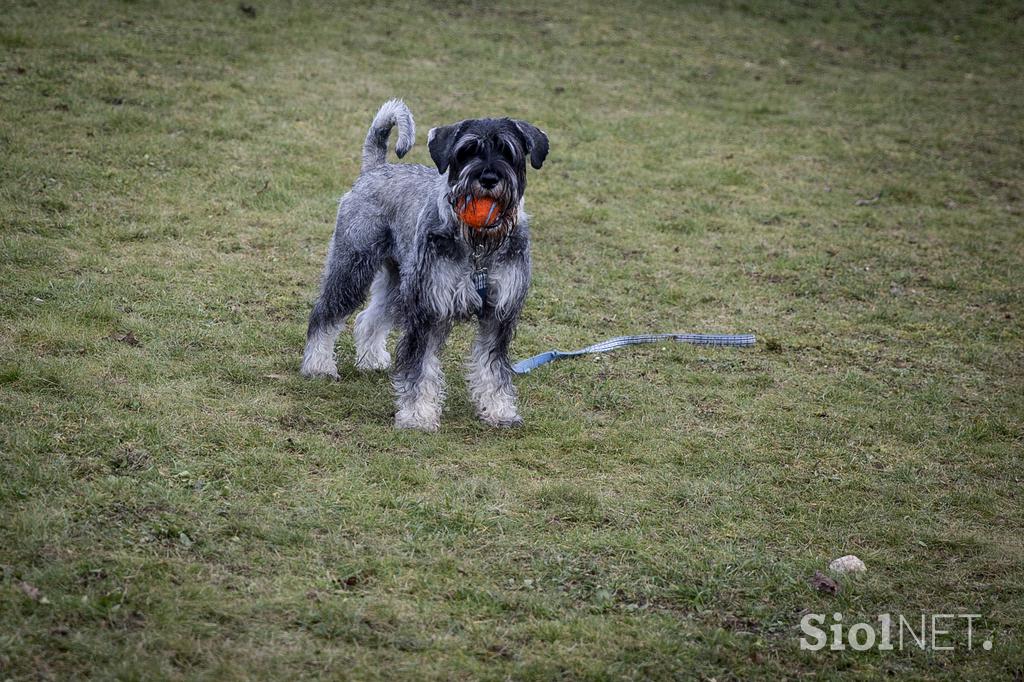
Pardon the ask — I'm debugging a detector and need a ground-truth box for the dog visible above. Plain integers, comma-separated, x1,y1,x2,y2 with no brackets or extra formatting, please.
300,100,549,431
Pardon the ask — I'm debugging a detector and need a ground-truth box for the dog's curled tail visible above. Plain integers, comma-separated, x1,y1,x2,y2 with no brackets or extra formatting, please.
362,99,415,173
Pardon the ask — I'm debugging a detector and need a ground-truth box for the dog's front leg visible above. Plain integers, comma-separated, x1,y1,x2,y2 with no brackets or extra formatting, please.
467,254,529,428
393,320,452,432
466,243,530,428
467,313,523,428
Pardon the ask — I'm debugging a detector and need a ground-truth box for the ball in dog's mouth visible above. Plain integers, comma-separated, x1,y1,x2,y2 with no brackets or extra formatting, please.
455,196,502,230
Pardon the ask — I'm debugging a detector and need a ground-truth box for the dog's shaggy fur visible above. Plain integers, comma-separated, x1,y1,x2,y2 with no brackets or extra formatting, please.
301,100,548,431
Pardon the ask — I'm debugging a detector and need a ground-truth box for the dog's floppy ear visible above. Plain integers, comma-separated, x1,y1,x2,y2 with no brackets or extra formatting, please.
427,123,461,175
513,121,549,169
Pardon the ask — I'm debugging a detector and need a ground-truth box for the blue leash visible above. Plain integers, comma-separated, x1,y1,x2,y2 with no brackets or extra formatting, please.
512,333,756,374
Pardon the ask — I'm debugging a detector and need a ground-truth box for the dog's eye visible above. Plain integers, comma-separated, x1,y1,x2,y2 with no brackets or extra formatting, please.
498,142,515,161
455,143,477,164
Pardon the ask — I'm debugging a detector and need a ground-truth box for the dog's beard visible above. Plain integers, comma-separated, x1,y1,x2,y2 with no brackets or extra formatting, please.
447,158,522,248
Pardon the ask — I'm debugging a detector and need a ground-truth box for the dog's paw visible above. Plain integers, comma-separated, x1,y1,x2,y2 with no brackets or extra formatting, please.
300,356,339,380
481,413,524,429
355,349,391,372
394,411,440,432
300,366,340,380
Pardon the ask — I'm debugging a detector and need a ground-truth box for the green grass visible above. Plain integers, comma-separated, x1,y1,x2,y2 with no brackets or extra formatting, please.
1,0,1022,678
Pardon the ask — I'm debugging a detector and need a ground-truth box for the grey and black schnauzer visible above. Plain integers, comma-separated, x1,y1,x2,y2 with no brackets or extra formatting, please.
300,100,548,431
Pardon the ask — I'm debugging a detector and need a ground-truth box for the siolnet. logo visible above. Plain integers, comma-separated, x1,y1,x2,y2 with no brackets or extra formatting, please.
799,613,993,652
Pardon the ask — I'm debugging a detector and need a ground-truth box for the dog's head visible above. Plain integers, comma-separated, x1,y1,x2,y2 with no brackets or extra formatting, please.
427,117,548,233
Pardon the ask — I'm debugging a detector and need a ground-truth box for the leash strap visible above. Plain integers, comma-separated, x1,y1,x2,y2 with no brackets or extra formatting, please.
512,333,756,374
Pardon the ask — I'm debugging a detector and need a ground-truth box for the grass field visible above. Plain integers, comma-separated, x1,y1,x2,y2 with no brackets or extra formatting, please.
2,0,1023,679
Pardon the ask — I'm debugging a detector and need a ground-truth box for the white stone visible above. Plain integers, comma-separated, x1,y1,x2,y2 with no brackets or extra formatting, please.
829,555,866,574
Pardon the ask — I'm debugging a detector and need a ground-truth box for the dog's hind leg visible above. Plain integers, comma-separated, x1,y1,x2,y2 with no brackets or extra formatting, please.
301,226,385,379
353,261,399,371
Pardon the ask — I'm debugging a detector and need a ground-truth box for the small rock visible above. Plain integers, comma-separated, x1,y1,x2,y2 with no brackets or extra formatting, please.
829,555,866,574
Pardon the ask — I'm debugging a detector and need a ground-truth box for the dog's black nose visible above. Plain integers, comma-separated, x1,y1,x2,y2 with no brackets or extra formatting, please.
479,171,499,189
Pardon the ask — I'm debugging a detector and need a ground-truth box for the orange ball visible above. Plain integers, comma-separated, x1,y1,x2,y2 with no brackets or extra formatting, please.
456,196,501,229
